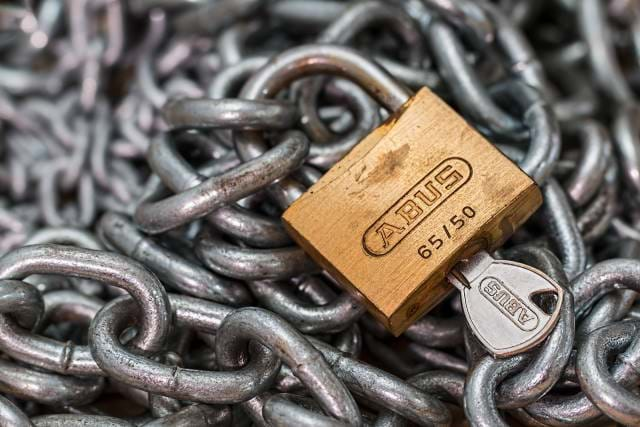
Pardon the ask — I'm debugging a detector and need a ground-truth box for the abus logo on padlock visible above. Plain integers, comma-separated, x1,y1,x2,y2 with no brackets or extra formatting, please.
362,157,472,256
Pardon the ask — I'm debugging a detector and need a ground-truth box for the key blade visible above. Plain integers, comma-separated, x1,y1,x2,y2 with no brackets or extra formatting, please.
459,260,564,358
447,250,494,292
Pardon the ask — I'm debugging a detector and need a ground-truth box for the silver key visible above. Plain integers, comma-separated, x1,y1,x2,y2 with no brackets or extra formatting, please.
447,251,564,358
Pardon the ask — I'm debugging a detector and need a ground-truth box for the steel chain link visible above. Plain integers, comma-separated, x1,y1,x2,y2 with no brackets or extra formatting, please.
1,0,640,425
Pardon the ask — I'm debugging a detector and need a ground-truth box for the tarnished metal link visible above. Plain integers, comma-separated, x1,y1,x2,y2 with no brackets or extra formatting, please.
90,295,281,404
375,370,465,427
38,165,96,228
195,228,318,281
162,98,298,131
578,0,636,104
540,179,587,279
613,103,640,196
427,20,524,139
404,314,464,349
406,342,468,375
302,1,425,167
143,135,294,248
0,395,31,427
145,404,234,426
25,227,104,250
318,1,424,66
99,212,251,306
522,323,640,426
479,2,554,100
298,78,382,169
135,130,310,233
32,414,135,426
0,282,104,406
465,354,531,426
563,120,613,207
422,0,491,40
577,320,640,426
310,338,451,427
571,258,640,315
247,277,364,334
216,308,361,426
1,0,640,424
262,393,347,427
0,357,104,407
521,260,640,425
576,165,618,244
234,44,411,168
575,240,638,339
490,80,560,184
0,244,170,374
0,279,43,330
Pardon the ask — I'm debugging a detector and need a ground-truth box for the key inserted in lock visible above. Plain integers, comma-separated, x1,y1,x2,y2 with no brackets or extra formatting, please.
447,251,564,357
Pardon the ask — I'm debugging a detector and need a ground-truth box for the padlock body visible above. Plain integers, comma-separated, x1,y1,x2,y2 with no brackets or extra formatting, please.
283,87,542,335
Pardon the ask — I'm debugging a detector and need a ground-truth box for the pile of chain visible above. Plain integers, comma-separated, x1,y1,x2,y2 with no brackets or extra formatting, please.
1,0,640,425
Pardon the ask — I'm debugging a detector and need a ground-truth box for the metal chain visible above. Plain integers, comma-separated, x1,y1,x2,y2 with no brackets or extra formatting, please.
1,0,640,425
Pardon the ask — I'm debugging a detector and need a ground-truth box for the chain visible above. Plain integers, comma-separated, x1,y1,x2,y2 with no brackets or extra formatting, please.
1,0,640,425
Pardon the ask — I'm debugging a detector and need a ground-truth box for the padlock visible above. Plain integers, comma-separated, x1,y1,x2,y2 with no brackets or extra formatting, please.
283,87,546,338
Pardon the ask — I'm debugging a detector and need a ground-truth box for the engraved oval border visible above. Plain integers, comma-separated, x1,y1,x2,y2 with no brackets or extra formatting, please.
362,156,473,256
478,276,539,331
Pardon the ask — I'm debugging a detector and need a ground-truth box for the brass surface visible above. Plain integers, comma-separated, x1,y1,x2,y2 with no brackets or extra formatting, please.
283,88,542,335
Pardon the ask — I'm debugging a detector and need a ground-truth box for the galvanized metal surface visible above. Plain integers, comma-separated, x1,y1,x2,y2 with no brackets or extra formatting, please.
0,0,639,425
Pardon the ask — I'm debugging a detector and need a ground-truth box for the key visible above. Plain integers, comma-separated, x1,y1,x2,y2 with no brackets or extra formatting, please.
282,87,564,355
447,251,563,357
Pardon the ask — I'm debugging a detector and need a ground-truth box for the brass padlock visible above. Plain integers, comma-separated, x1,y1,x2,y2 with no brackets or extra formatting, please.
282,87,544,338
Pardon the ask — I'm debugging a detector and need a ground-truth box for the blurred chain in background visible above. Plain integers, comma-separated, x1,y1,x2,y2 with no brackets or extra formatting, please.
1,0,640,425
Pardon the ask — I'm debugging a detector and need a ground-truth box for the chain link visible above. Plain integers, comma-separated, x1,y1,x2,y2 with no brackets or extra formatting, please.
1,0,640,425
